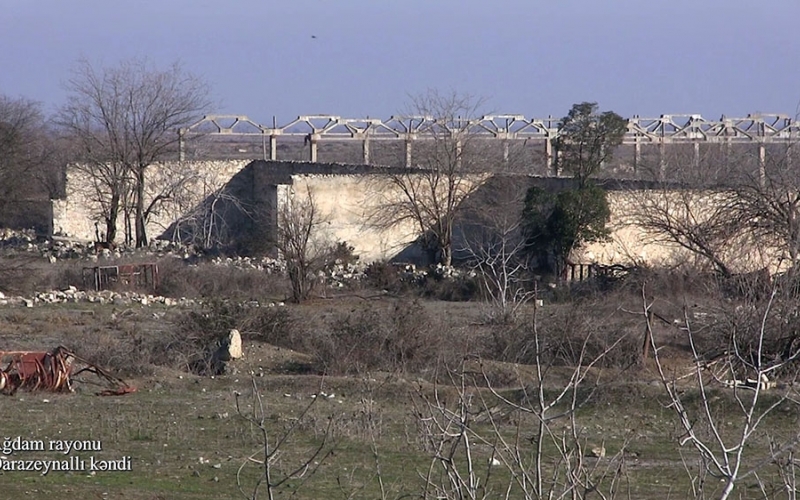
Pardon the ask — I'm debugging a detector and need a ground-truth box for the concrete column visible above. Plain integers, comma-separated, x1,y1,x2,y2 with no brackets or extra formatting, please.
659,141,666,181
693,142,700,170
759,144,766,186
363,138,370,164
269,135,277,160
503,141,509,164
309,135,318,162
178,130,185,161
599,144,606,170
545,137,554,175
455,138,462,170
633,140,641,174
725,138,732,169
405,139,412,168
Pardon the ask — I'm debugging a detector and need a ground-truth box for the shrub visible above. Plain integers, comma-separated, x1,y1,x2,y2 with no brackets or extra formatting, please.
489,303,642,370
418,274,481,302
364,261,404,291
156,258,287,300
325,241,359,268
0,252,86,295
237,306,296,345
307,300,454,376
67,317,212,376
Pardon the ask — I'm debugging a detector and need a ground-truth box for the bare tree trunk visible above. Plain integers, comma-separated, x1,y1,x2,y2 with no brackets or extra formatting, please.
441,242,452,267
134,167,147,248
105,191,120,243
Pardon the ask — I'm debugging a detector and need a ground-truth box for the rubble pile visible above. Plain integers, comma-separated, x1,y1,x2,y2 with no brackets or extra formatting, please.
209,255,286,274
1,230,478,304
0,287,288,309
1,229,208,263
322,262,366,288
0,288,195,308
394,263,476,284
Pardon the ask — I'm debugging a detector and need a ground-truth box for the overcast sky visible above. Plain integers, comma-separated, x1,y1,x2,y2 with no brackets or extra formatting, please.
2,1,799,125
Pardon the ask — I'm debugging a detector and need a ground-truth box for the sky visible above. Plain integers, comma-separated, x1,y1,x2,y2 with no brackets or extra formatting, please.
2,1,800,126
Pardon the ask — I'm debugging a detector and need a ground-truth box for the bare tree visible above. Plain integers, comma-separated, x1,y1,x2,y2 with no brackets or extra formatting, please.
58,58,212,246
482,302,631,499
730,157,800,278
368,90,494,266
644,285,800,500
630,144,800,279
629,187,740,278
170,174,251,249
457,176,534,323
0,95,60,215
235,377,335,500
276,185,332,302
413,305,631,500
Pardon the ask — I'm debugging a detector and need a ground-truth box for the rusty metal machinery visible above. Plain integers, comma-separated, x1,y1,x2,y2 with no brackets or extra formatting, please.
0,346,135,396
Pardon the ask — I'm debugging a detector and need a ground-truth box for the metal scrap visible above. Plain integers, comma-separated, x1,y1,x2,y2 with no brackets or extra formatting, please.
0,346,135,396
82,263,159,292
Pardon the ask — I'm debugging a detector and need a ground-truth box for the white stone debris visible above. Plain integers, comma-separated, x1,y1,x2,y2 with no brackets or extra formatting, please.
226,329,243,360
0,229,480,308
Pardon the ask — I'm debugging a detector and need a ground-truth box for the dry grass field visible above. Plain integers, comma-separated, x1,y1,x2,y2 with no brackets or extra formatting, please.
1,255,799,499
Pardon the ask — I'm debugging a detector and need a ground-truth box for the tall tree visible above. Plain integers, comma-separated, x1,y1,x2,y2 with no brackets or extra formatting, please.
0,95,59,213
554,102,627,185
523,102,623,275
276,186,333,302
58,58,212,246
523,183,611,274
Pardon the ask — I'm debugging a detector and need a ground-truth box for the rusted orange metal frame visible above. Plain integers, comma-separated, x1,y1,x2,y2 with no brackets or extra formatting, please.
0,346,135,396
81,263,159,292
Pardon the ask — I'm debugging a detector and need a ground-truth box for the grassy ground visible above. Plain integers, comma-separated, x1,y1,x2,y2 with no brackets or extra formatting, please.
0,295,799,499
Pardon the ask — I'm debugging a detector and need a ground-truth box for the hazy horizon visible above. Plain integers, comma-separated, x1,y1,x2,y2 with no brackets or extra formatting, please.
2,1,799,124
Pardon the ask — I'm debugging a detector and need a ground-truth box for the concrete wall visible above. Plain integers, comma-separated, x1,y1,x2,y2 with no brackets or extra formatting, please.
280,174,420,262
452,176,782,275
52,159,430,260
51,158,783,272
577,190,782,274
52,160,250,242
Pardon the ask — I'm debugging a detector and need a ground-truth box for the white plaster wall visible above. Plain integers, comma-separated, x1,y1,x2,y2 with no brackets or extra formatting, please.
53,160,788,273
53,160,250,242
577,190,782,273
281,175,420,262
